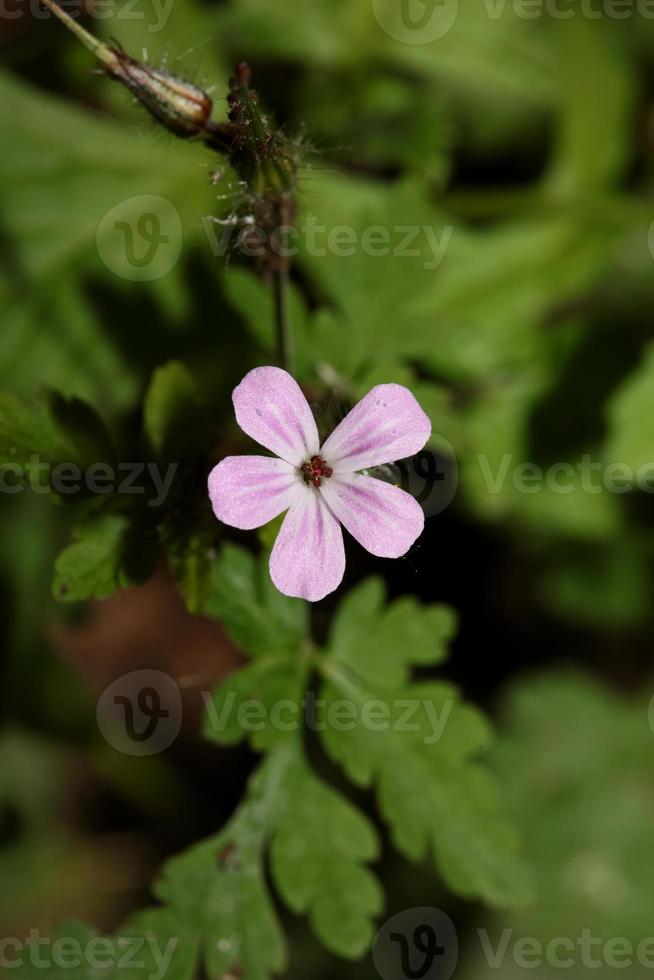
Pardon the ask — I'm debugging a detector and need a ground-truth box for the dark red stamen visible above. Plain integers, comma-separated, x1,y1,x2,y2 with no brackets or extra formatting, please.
301,455,333,488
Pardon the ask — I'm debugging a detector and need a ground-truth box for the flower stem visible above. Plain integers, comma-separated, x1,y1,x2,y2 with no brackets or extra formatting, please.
272,268,294,374
39,0,120,69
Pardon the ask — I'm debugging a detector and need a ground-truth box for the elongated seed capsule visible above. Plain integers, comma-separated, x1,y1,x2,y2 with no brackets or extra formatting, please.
110,51,213,137
39,0,213,138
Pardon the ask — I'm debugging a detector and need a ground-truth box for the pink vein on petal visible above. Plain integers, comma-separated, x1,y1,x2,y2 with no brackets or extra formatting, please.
232,366,320,466
320,473,424,558
321,384,431,472
270,488,345,600
208,455,299,530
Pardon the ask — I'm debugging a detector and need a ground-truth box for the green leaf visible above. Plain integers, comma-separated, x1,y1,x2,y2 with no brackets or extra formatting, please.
144,361,207,461
203,546,311,750
164,524,216,616
605,340,654,471
205,544,308,657
327,578,457,689
0,387,115,485
269,745,383,958
0,391,71,468
204,652,308,751
318,579,532,908
52,514,157,602
45,390,116,469
119,740,381,975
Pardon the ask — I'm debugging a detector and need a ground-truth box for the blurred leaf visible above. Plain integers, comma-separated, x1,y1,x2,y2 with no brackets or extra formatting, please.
144,361,206,461
0,69,215,408
219,0,554,126
605,340,654,471
300,71,452,183
163,524,216,615
492,671,654,942
0,71,212,283
223,267,309,351
2,282,139,410
539,545,650,629
0,392,71,469
298,172,618,392
546,19,635,195
0,387,115,481
5,921,103,979
45,390,116,469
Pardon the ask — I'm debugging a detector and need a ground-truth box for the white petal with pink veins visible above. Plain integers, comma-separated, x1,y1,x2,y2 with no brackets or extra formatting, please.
320,384,431,473
232,366,320,466
320,473,424,558
270,487,345,601
208,455,299,530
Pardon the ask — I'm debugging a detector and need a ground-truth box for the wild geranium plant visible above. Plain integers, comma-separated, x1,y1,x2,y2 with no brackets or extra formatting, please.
3,4,532,977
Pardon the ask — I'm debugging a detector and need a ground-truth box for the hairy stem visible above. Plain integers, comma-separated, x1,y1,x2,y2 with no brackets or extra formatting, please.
272,269,294,374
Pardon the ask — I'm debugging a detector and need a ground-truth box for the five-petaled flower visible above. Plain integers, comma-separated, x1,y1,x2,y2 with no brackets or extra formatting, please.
208,367,431,601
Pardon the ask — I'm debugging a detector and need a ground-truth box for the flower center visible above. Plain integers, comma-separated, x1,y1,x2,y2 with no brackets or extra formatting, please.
301,455,333,488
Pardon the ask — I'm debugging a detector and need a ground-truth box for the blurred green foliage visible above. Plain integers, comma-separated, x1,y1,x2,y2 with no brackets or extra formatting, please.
2,0,654,975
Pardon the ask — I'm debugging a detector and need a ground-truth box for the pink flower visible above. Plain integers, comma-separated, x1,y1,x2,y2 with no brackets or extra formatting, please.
208,367,431,601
